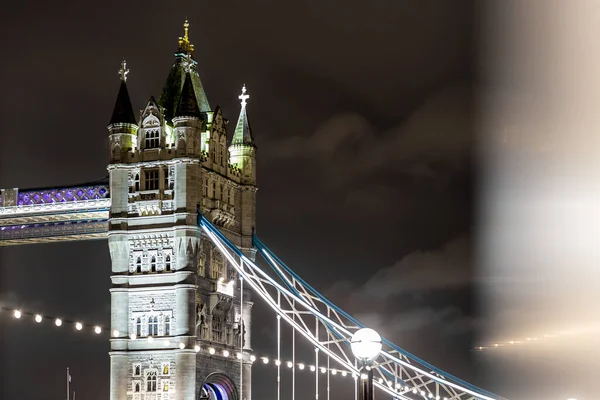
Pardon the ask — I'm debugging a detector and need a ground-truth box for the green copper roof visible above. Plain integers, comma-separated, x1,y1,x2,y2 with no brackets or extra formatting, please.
175,72,201,118
232,104,255,146
109,80,136,125
158,54,210,123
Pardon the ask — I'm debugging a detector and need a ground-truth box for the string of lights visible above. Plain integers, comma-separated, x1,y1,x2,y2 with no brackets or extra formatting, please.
0,305,452,400
473,326,599,351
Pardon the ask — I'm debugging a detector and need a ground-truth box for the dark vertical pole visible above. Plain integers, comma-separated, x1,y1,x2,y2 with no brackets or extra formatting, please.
358,365,374,400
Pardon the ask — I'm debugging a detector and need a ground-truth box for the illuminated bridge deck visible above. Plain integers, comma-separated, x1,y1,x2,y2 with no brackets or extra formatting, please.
0,182,110,246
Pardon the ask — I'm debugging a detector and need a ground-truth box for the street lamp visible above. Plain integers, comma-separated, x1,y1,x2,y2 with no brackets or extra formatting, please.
351,328,382,400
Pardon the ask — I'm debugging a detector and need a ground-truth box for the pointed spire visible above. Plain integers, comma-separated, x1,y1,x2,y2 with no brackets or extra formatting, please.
109,59,136,125
232,85,255,146
175,72,201,118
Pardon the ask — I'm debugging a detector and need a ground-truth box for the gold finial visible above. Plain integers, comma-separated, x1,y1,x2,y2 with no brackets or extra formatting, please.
239,84,249,107
178,19,195,54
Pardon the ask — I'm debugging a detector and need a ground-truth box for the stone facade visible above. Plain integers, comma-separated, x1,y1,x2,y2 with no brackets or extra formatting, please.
107,24,257,400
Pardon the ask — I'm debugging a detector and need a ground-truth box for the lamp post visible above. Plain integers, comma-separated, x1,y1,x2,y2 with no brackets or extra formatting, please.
351,328,382,400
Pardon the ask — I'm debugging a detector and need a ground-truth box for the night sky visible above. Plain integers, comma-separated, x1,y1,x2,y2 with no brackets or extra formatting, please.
0,1,497,399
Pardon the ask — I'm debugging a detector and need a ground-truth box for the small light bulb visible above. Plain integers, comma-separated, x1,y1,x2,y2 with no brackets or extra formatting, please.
262,357,269,364
275,359,281,366
112,329,119,337
34,314,42,323
194,345,200,352
310,365,316,372
130,333,137,340
76,322,83,331
298,363,305,370
236,352,243,360
287,361,293,368
13,310,21,319
378,378,383,384
94,326,102,334
223,350,229,357
249,355,255,362
178,342,185,349
55,318,63,327
321,367,327,374
361,373,368,380
209,348,216,355
341,371,347,377
331,370,337,375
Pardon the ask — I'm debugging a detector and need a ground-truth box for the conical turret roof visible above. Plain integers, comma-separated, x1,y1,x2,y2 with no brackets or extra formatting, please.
232,85,255,146
175,72,201,118
158,21,210,122
109,80,136,125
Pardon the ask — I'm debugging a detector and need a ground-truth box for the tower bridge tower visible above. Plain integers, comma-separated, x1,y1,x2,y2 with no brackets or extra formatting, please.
107,21,256,400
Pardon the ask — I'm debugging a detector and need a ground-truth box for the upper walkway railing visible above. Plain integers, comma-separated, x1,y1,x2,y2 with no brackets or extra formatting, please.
0,179,110,246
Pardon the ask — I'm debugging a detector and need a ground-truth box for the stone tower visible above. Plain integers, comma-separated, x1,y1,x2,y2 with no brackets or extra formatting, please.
107,21,256,400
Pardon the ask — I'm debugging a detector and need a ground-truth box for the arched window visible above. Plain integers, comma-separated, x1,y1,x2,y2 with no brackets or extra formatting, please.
151,256,156,272
146,372,157,392
220,185,224,201
211,252,222,280
164,316,171,336
212,182,216,199
136,257,141,273
134,365,140,376
134,174,140,192
145,129,160,149
148,316,158,336
165,255,171,272
136,317,141,336
135,383,140,393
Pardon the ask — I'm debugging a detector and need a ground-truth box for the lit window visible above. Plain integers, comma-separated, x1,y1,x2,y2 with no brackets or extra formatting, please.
212,313,223,342
163,381,169,391
162,364,170,375
146,371,157,392
164,316,170,336
145,129,160,149
148,316,158,336
145,170,159,190
211,252,222,280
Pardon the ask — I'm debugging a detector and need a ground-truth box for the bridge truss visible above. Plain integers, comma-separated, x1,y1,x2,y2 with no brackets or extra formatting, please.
200,215,504,400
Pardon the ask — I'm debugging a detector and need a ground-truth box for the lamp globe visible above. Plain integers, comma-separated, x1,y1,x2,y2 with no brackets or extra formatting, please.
351,328,382,361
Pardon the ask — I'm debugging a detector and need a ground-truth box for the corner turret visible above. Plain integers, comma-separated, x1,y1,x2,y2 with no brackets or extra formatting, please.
229,85,256,185
108,60,138,163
